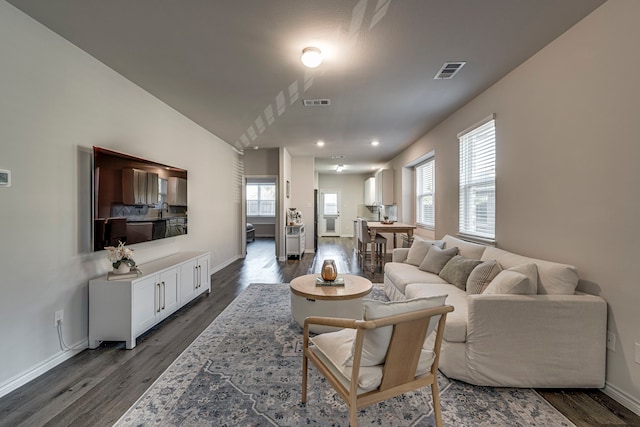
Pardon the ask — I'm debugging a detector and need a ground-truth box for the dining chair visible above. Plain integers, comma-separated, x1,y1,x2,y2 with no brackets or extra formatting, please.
360,219,387,269
302,300,454,427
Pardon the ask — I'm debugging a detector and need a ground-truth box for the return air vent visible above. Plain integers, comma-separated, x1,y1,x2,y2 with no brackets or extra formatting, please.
434,62,466,79
302,99,331,106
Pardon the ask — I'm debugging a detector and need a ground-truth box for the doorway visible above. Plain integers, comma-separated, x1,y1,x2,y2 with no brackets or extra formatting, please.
320,189,341,236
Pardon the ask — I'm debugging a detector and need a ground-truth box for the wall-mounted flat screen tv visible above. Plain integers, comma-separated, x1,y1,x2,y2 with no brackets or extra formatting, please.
92,146,188,251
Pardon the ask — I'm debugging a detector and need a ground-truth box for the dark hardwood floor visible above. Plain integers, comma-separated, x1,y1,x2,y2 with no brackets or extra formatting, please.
0,237,637,427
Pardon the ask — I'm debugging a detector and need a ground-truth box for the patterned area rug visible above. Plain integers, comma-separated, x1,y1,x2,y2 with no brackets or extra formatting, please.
115,283,574,427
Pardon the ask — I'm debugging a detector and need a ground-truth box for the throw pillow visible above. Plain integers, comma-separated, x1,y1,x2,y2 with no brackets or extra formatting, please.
483,270,529,294
404,239,444,266
418,246,459,274
438,255,483,291
467,260,503,294
509,263,538,294
343,295,447,367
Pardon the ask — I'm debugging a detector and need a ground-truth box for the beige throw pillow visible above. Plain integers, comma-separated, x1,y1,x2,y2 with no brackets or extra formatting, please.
404,239,444,266
483,271,530,294
438,255,483,291
418,246,459,274
467,260,503,294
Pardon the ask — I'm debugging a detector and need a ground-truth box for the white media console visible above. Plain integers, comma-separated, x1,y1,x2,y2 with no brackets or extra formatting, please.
89,251,210,349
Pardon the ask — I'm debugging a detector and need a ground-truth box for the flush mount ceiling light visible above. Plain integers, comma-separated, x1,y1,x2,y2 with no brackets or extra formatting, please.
371,140,380,146
301,47,322,68
336,164,344,172
316,140,325,147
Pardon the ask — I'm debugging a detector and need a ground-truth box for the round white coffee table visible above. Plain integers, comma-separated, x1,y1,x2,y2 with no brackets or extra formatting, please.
290,274,373,333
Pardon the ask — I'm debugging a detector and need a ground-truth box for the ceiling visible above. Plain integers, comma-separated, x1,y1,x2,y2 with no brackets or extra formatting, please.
7,0,605,174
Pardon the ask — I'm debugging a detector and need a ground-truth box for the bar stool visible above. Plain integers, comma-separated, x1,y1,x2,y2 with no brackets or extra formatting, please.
360,219,387,270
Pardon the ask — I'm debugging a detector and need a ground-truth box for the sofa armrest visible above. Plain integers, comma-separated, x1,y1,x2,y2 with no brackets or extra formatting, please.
392,248,410,263
465,294,607,387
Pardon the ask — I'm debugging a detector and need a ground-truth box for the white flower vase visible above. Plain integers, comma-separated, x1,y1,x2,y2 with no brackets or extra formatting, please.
113,263,131,274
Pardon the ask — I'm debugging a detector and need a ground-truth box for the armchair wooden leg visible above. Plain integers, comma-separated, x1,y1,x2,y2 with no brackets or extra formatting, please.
349,405,358,427
302,353,308,403
431,381,443,427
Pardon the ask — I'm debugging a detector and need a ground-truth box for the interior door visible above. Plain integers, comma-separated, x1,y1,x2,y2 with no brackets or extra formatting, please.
320,190,341,236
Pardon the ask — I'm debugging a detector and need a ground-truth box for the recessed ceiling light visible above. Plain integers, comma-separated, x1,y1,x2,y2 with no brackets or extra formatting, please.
316,140,325,147
253,146,259,150
371,140,380,146
301,47,322,68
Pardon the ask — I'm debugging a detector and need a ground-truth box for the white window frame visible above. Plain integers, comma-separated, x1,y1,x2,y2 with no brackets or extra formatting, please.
415,157,435,229
458,115,496,242
246,183,276,217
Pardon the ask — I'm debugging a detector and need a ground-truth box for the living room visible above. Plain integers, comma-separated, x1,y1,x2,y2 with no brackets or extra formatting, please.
1,0,639,425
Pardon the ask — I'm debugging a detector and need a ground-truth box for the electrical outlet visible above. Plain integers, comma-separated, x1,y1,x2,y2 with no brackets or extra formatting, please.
54,310,64,327
635,343,640,364
606,331,616,351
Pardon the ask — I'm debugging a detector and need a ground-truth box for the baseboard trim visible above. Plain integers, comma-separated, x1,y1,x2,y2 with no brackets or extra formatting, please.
0,338,88,399
210,255,241,274
603,381,640,416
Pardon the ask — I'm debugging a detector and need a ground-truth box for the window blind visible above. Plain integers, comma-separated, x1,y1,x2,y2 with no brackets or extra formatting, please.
459,117,495,240
416,157,435,228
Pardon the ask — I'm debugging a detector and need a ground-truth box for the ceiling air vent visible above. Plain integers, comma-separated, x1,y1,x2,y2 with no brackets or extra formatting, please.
302,99,331,107
434,62,466,80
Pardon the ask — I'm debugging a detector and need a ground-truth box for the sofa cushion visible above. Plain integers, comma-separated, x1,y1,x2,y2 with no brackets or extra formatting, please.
344,295,447,367
404,238,444,266
442,235,487,260
405,283,468,343
418,246,459,274
467,260,503,294
438,255,483,291
481,247,578,295
385,262,448,294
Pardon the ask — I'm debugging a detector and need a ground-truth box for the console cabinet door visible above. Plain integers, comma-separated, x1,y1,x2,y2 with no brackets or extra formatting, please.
159,268,179,318
196,255,210,295
179,259,198,303
132,275,159,335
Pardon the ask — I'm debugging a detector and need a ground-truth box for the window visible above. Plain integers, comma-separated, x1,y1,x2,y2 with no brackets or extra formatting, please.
459,116,496,241
246,183,276,216
415,157,435,228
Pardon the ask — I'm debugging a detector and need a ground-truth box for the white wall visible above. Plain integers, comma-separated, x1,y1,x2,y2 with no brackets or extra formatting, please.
0,2,241,394
391,0,640,412
291,156,316,252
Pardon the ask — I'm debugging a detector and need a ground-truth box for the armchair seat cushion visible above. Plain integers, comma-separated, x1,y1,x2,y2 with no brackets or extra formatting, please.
310,329,436,393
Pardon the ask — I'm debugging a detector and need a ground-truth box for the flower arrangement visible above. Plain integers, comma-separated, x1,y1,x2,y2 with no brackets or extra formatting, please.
287,208,302,225
106,241,136,269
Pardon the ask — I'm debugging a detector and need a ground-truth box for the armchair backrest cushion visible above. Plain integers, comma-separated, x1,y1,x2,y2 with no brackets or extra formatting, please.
344,295,447,367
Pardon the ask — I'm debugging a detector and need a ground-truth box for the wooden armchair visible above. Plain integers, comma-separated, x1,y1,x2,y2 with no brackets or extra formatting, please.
302,301,454,427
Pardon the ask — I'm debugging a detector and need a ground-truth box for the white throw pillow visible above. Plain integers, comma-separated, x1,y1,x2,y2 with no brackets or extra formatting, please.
508,263,538,294
404,239,444,266
483,267,537,295
344,295,447,367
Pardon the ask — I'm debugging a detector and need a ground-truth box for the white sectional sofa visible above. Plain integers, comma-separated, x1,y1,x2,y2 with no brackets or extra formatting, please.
384,234,607,388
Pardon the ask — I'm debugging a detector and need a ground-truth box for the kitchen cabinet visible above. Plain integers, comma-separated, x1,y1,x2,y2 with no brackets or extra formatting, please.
122,168,147,205
286,224,305,258
89,251,210,349
168,177,187,206
364,177,376,206
375,169,394,205
122,168,158,206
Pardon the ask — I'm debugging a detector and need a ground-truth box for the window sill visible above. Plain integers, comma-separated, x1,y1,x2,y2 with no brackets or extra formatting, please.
456,233,496,247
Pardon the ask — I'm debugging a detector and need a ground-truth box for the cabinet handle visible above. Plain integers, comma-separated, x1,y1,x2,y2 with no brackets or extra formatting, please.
197,265,201,288
161,281,166,310
156,283,161,313
194,266,198,289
